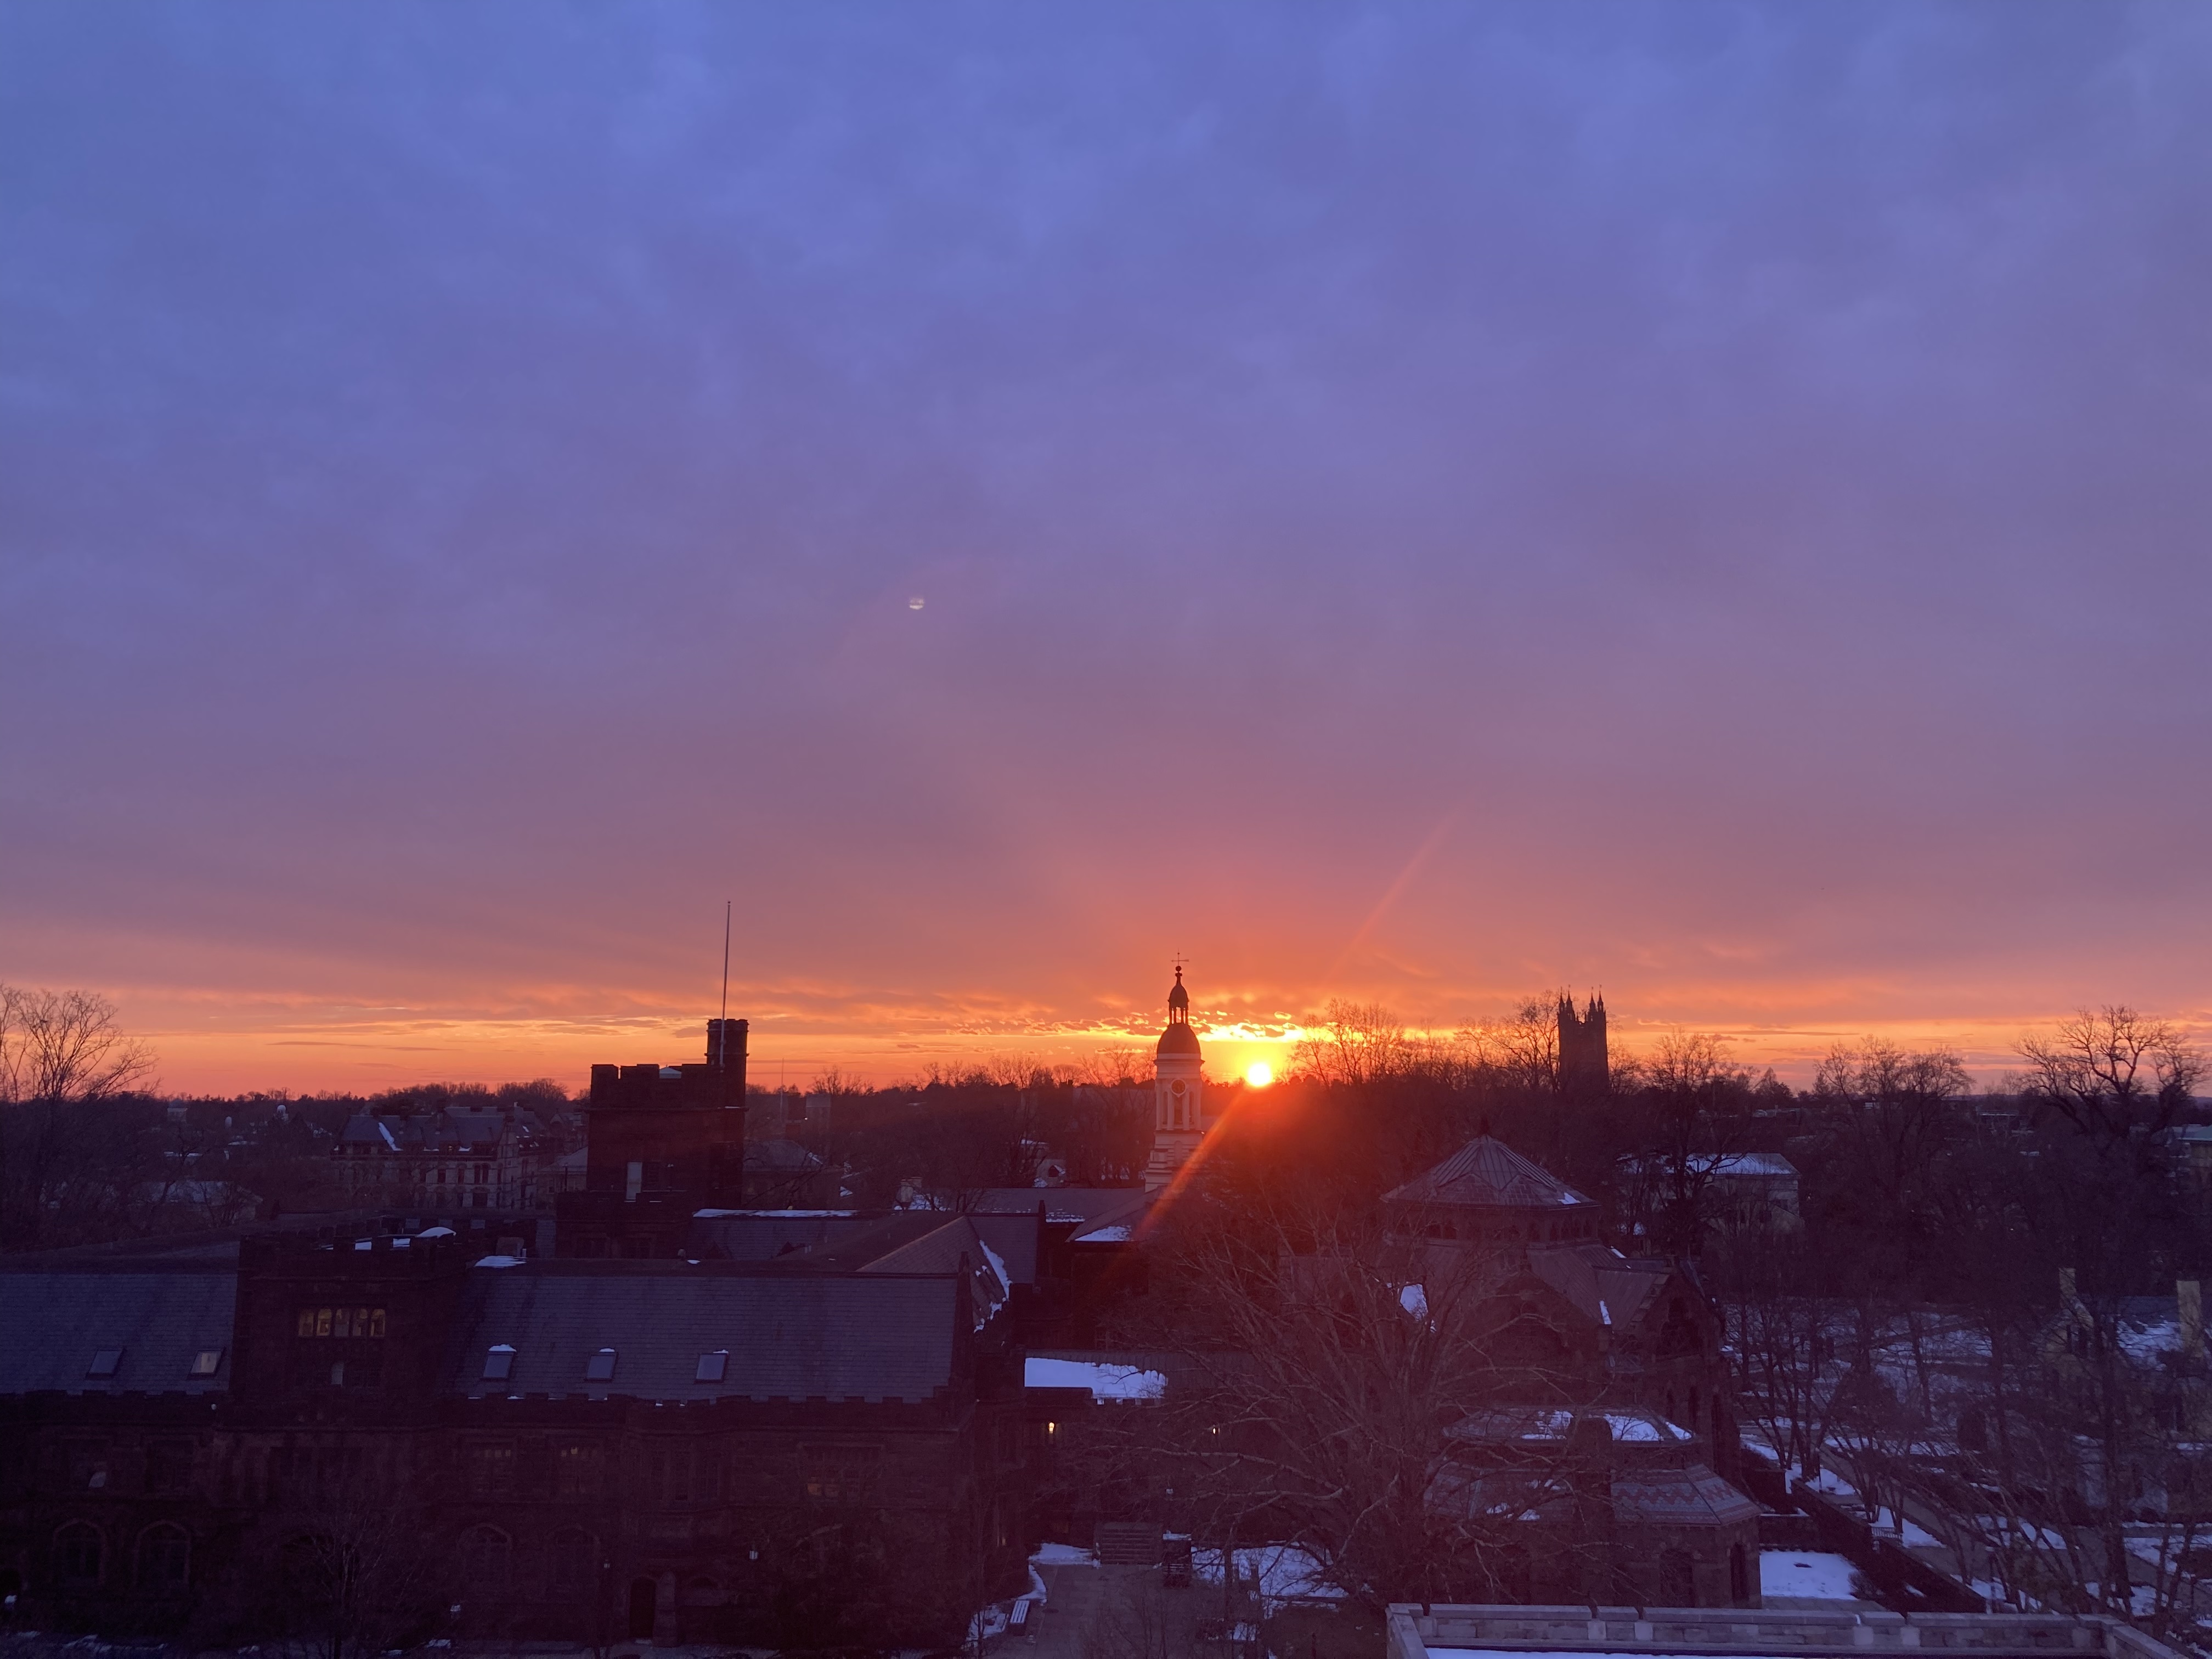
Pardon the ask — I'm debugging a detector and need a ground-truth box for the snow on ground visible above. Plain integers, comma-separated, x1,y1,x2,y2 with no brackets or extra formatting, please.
1031,1542,1099,1566
1761,1551,1871,1602
1193,1544,1344,1610
1024,1356,1166,1400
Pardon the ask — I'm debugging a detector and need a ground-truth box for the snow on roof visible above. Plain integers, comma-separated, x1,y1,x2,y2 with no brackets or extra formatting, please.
1073,1223,1132,1243
474,1255,526,1268
1760,1550,1871,1603
1024,1356,1166,1401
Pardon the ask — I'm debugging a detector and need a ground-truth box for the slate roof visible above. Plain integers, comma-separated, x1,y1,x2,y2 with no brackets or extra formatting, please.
1611,1463,1762,1525
1384,1136,1594,1210
336,1107,549,1155
966,1187,1151,1228
1525,1242,1672,1331
965,1211,1042,1286
0,1267,236,1395
447,1265,961,1403
689,1210,877,1262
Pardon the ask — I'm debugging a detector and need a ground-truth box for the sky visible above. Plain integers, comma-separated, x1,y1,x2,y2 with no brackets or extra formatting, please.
3,3,2208,1095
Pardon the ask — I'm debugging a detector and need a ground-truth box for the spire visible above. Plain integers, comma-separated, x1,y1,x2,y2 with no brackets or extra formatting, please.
1167,965,1189,1024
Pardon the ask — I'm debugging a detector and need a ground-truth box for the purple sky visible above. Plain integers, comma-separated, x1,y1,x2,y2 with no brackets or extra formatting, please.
4,3,2207,1092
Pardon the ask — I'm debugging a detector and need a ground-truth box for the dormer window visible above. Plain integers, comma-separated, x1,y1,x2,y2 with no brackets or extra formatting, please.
483,1345,517,1381
189,1349,223,1378
87,1348,123,1379
695,1351,728,1383
584,1348,617,1381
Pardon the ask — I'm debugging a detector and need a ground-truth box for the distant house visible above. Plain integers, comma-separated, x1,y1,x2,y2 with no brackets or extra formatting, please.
1618,1150,1802,1237
332,1102,563,1211
1702,1153,1801,1232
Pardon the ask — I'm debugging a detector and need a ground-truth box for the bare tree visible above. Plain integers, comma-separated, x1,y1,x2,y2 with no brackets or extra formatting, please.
1620,1031,1754,1259
1458,998,1560,1094
1293,1001,1418,1087
0,985,156,1248
2018,1007,2204,1148
1118,1201,1608,1608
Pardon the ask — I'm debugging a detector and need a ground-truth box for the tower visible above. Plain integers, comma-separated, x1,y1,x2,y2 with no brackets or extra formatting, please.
1558,992,1609,1096
1143,967,1206,1194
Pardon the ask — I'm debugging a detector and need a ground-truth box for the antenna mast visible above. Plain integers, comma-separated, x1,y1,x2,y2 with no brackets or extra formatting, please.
718,899,732,1067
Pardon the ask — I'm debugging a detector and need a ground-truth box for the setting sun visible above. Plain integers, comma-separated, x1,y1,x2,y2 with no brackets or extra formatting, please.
1245,1060,1274,1087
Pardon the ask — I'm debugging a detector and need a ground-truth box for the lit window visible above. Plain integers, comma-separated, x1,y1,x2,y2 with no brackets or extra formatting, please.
483,1345,516,1381
189,1349,223,1378
88,1348,123,1379
695,1351,728,1383
584,1348,617,1381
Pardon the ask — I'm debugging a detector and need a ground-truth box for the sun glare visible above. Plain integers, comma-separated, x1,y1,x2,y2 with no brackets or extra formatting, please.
1245,1060,1274,1087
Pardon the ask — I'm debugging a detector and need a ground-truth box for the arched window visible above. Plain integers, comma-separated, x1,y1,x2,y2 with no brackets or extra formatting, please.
548,1528,597,1596
1729,1541,1751,1605
462,1524,511,1589
55,1521,104,1585
1658,1546,1696,1606
137,1523,191,1590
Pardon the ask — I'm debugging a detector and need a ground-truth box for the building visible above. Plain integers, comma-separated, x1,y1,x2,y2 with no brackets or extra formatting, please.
0,1209,1032,1648
554,1019,749,1259
1386,1602,2187,1659
1559,994,1610,1095
333,1101,567,1212
1142,968,1206,1194
1384,1135,1758,1606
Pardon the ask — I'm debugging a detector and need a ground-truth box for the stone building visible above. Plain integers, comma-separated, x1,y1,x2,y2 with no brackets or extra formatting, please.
554,1019,749,1259
1386,1135,1760,1606
333,1101,566,1212
0,1210,1031,1647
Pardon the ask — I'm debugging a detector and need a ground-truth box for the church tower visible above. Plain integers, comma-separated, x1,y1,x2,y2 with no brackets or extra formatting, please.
1143,967,1206,1193
1557,992,1610,1096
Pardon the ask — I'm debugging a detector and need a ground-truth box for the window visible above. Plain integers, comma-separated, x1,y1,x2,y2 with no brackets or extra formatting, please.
87,1348,123,1379
695,1351,727,1383
584,1348,617,1381
466,1442,515,1498
461,1524,511,1589
137,1523,191,1590
67,1445,110,1491
555,1439,605,1497
483,1345,516,1381
189,1348,223,1378
146,1441,194,1494
295,1307,387,1339
56,1521,104,1585
801,1444,882,1502
548,1528,597,1595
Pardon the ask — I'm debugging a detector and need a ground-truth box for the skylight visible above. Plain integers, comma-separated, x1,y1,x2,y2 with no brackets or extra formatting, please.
189,1348,223,1377
483,1345,516,1381
87,1348,123,1378
584,1348,617,1381
695,1351,729,1383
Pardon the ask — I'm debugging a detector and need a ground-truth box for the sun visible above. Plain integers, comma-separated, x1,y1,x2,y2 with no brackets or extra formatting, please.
1245,1060,1274,1087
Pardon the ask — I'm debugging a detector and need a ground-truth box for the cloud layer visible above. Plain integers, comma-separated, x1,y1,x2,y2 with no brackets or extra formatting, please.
4,3,2207,1090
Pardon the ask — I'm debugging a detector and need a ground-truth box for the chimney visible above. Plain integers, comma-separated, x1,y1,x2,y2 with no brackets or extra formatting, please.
2181,1280,2204,1363
707,1018,748,1106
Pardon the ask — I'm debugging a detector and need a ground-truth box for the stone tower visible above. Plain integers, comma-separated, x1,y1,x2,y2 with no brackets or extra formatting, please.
1558,992,1609,1096
1143,968,1206,1193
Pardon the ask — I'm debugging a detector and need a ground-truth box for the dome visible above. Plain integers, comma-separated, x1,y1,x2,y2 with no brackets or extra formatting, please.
1156,1023,1201,1059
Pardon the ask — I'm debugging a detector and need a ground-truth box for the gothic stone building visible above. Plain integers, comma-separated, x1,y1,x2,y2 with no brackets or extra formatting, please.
1386,1136,1760,1608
